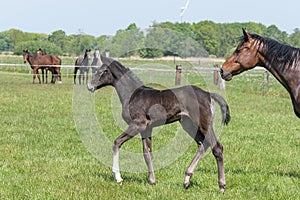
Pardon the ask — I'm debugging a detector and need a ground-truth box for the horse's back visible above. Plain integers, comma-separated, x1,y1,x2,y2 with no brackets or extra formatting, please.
51,55,61,65
75,58,83,66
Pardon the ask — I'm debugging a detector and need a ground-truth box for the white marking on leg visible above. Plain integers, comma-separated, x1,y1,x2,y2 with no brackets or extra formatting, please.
112,151,123,183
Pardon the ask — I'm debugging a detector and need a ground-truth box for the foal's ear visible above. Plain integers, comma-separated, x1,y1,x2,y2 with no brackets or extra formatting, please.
242,28,252,42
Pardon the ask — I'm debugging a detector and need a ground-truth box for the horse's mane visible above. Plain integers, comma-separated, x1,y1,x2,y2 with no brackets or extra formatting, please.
111,60,144,86
244,33,300,69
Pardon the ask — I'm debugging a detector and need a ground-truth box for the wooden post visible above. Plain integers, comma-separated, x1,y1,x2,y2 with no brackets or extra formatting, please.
213,64,219,85
175,65,182,85
262,71,270,95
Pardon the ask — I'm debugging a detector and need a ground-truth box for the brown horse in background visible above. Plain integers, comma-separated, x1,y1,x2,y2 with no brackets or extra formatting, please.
23,50,62,84
36,48,57,84
220,28,300,118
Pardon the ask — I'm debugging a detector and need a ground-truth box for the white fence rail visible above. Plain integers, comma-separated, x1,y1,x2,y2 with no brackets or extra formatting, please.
0,63,271,94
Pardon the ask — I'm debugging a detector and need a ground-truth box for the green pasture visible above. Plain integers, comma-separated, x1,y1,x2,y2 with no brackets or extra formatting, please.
0,59,299,199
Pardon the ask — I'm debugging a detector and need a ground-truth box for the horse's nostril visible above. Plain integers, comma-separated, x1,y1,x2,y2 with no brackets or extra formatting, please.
220,69,223,75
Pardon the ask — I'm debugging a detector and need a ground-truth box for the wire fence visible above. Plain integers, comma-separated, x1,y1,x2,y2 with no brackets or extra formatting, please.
0,63,271,95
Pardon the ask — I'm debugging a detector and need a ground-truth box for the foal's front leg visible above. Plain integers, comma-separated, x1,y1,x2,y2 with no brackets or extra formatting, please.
112,123,140,183
183,142,207,188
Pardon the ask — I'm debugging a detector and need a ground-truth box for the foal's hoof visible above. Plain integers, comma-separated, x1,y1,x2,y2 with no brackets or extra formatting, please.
183,182,190,189
219,185,226,193
183,173,192,189
149,180,156,185
117,179,123,185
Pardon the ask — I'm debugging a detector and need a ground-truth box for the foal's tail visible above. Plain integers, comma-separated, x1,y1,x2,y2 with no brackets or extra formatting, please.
210,93,230,125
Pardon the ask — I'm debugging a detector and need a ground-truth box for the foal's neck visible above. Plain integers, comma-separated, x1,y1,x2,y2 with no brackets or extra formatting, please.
112,66,144,107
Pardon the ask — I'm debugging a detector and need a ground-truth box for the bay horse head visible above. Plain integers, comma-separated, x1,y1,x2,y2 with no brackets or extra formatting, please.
22,50,30,63
220,28,261,81
87,55,115,92
36,48,45,56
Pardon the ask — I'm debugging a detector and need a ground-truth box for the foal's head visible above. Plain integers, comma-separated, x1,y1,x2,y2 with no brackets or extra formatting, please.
220,28,261,81
87,56,116,92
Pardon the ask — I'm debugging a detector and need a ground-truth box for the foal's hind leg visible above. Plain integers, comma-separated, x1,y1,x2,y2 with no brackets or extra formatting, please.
207,128,226,192
141,128,155,185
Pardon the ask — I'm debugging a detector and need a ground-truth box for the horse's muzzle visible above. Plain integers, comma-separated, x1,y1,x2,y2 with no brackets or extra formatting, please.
220,69,232,81
87,83,96,92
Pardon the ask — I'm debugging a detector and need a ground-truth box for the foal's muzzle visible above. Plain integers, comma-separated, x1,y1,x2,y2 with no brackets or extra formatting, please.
87,83,96,92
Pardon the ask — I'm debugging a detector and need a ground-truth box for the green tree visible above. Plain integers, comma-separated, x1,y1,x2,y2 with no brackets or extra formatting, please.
111,23,144,57
68,34,96,55
264,25,288,43
193,21,220,57
14,40,62,55
95,35,113,54
0,33,9,51
288,28,300,48
2,29,25,50
48,30,68,51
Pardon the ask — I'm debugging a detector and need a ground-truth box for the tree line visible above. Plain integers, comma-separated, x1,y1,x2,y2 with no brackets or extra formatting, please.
1,21,300,58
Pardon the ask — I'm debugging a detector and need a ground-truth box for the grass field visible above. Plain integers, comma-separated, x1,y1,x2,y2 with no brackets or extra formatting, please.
0,59,299,199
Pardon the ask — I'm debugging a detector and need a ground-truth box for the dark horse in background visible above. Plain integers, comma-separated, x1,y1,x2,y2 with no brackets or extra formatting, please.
221,28,300,118
74,49,91,84
91,48,102,79
22,50,62,84
87,56,230,192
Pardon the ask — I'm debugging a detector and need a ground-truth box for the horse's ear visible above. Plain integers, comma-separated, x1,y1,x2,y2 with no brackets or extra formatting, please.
100,54,114,66
242,28,251,41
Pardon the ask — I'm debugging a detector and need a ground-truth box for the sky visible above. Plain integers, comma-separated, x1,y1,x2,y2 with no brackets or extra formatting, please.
1,0,299,36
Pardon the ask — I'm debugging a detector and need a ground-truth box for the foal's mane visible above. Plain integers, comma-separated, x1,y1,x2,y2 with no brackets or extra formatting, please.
241,33,300,69
110,59,144,86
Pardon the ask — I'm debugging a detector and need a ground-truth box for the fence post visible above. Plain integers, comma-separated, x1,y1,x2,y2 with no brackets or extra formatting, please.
175,65,182,85
262,71,270,95
213,64,219,85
